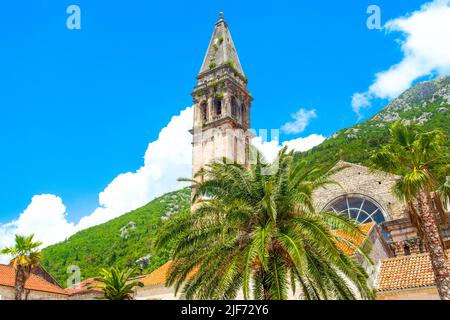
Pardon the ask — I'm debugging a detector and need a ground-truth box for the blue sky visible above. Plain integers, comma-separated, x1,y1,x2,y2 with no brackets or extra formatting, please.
0,0,448,240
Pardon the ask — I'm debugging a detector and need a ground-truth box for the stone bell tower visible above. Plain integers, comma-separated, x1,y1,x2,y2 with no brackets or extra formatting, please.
191,13,253,179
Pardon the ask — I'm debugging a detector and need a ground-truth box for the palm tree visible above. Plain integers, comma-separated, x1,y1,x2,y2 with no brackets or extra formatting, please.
370,120,450,300
157,148,374,300
0,234,43,300
89,267,144,300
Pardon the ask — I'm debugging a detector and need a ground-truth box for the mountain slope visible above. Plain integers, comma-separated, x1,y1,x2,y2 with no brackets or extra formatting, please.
298,76,450,173
41,188,191,286
41,76,449,286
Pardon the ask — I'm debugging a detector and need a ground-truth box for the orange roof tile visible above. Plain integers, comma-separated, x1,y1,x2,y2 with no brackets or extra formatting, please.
377,250,450,292
334,222,374,255
0,264,67,295
66,274,147,295
142,261,197,287
65,278,104,295
142,262,172,286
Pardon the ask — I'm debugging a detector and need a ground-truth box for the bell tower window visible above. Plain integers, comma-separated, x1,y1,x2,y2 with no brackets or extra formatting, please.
215,99,222,116
200,101,208,121
231,97,238,118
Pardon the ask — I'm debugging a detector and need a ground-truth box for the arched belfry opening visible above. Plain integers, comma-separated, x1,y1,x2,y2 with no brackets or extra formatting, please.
215,99,222,116
200,101,208,122
231,96,239,119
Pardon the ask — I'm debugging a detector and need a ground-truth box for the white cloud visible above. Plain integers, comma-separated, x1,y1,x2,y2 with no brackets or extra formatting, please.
351,93,372,120
251,136,281,163
0,195,76,263
0,107,193,259
282,134,327,152
352,0,450,118
76,106,193,231
281,108,317,134
252,134,326,163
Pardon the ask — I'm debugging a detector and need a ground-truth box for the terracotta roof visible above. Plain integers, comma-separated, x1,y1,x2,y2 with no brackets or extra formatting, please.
142,261,197,287
334,222,375,255
0,264,67,295
66,273,147,295
65,278,103,295
142,262,172,286
377,250,450,292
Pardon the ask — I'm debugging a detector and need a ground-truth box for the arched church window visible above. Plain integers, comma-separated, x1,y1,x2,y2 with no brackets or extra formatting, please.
215,99,222,116
200,101,208,121
325,195,386,226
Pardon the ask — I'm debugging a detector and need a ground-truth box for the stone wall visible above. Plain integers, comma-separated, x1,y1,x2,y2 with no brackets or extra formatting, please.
313,161,408,221
192,123,250,178
0,285,67,300
135,284,178,300
68,291,102,300
377,287,439,300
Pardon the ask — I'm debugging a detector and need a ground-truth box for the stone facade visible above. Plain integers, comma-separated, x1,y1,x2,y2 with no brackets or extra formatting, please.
0,285,67,300
377,287,439,300
313,161,408,221
312,161,448,252
68,291,103,300
135,284,177,300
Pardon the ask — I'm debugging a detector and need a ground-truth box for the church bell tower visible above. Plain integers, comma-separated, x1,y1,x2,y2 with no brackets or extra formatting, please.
191,13,253,178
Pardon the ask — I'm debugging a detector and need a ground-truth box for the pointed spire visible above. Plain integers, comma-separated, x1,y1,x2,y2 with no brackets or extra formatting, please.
198,12,245,76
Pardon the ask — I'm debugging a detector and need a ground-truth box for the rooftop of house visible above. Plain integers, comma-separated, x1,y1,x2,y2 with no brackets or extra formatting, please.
66,274,147,296
334,222,375,256
0,264,67,296
141,262,173,287
65,278,104,295
142,261,200,287
377,250,450,293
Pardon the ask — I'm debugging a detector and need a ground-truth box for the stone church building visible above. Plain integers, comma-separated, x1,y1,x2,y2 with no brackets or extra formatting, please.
184,13,450,300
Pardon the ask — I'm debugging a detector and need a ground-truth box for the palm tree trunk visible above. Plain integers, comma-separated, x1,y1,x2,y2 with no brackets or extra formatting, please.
14,267,26,300
417,191,450,300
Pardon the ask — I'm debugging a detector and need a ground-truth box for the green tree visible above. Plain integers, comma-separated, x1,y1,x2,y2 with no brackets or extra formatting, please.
370,120,450,300
0,234,43,300
157,148,374,300
89,267,144,300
